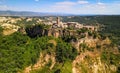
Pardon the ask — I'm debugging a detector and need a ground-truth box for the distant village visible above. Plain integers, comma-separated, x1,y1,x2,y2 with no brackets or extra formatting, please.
0,16,98,36
48,17,97,31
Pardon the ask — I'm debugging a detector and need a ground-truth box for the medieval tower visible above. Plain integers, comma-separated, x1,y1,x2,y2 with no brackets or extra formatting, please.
57,17,60,25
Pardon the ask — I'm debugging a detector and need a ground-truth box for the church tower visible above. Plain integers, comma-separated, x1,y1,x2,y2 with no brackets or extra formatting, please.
57,17,60,25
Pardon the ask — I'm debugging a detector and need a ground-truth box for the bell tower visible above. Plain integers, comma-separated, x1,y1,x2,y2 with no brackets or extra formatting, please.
57,17,60,25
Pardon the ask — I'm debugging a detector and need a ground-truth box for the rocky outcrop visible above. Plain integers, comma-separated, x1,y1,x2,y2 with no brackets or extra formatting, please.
71,34,117,73
72,53,117,73
25,25,79,38
23,53,56,73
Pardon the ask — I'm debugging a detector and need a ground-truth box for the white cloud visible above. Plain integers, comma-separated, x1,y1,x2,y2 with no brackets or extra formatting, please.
78,0,89,4
97,2,104,5
42,1,77,13
0,5,8,10
77,2,120,14
56,1,76,6
35,0,39,2
48,1,76,13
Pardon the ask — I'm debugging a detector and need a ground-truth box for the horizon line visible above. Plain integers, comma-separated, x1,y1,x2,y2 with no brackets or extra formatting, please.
0,10,120,16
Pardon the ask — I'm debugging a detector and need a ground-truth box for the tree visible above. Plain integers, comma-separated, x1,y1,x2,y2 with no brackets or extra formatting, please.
56,40,78,63
0,26,3,35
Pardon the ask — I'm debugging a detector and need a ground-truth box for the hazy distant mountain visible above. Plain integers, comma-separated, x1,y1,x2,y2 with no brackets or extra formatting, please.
0,10,74,16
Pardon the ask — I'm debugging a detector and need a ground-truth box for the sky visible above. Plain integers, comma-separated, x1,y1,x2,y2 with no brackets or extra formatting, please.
0,0,120,15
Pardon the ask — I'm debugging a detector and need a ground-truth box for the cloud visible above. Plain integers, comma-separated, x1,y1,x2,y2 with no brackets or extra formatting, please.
35,0,39,2
78,0,89,4
45,1,89,13
56,1,76,6
49,1,76,13
76,2,120,14
0,5,8,10
97,2,104,5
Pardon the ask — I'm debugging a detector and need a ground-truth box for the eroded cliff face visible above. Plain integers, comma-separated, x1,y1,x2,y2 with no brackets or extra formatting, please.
25,25,78,38
72,36,118,73
23,52,56,73
72,54,117,73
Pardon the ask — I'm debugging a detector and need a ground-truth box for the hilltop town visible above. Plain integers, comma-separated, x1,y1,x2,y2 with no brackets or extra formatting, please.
0,16,98,36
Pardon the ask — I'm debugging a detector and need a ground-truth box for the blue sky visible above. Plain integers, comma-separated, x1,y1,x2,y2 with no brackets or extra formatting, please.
0,0,120,14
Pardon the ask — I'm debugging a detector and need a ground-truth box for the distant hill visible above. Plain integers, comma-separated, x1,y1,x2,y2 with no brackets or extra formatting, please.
0,10,74,16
